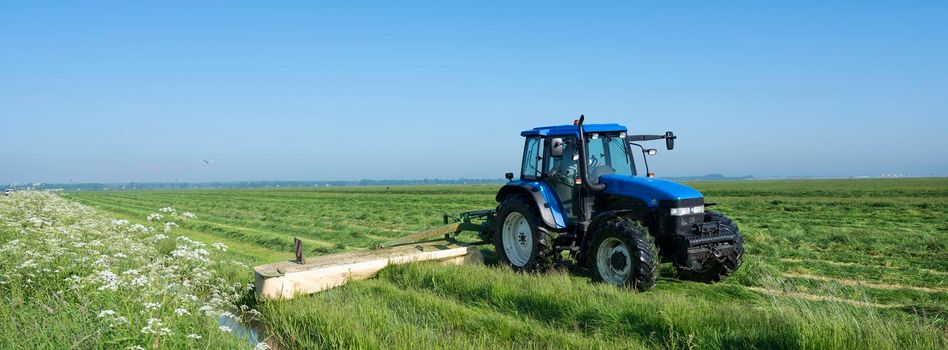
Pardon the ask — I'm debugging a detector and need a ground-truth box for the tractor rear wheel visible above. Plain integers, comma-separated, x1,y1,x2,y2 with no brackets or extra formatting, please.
675,211,744,283
494,195,556,272
587,218,659,291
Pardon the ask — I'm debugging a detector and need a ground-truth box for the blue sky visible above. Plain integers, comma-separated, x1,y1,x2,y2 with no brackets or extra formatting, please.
2,1,946,184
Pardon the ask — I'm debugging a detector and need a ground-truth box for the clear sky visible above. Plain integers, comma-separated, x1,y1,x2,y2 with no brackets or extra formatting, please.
2,1,946,184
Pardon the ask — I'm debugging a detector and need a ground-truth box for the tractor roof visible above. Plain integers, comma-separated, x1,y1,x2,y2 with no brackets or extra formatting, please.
520,123,627,137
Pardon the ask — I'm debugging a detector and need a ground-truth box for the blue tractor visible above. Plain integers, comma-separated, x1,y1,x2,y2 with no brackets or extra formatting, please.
488,115,744,291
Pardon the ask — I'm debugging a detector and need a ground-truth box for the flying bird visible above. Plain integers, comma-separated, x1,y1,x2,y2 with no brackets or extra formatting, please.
202,159,213,165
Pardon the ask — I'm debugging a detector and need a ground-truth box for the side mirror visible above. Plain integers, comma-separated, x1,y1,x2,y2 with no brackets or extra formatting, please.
550,138,565,157
664,131,676,150
645,149,657,156
505,172,514,181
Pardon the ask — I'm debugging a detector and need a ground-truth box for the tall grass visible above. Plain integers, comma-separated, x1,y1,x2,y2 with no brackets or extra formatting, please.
0,192,265,349
261,262,946,349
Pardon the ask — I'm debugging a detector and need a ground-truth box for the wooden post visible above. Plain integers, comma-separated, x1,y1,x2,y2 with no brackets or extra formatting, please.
294,238,304,264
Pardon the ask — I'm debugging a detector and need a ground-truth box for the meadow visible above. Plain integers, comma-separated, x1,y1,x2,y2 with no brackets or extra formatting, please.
0,192,267,349
7,178,947,349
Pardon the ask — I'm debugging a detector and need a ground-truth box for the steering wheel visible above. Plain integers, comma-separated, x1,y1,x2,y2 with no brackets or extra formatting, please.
549,164,577,186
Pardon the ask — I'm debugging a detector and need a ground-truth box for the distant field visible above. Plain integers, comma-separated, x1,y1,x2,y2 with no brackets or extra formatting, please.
66,178,948,349
69,185,499,264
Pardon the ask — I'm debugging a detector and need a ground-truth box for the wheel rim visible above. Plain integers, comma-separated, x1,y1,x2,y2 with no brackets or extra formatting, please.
596,237,632,285
502,212,533,267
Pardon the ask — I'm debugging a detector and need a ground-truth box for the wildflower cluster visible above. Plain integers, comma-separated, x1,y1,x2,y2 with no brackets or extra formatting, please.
0,192,262,349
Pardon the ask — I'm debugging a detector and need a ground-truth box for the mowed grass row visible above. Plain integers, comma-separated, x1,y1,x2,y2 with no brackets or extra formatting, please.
69,187,497,255
696,180,948,316
67,179,948,349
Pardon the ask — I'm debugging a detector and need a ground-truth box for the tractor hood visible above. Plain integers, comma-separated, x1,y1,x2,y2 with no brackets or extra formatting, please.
598,174,703,208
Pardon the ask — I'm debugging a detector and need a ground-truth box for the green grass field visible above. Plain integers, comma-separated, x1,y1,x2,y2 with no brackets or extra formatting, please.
60,178,948,349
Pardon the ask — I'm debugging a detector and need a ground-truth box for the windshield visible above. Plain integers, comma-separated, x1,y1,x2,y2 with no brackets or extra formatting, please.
586,134,636,176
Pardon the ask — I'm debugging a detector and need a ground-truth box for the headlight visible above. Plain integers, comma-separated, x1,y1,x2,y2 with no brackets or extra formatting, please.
670,205,704,216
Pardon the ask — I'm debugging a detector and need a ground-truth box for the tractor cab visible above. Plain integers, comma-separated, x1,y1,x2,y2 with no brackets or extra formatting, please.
519,124,638,222
492,116,744,291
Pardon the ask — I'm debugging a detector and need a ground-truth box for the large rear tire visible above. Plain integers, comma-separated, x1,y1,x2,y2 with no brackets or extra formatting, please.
675,211,744,283
493,195,556,272
586,218,659,291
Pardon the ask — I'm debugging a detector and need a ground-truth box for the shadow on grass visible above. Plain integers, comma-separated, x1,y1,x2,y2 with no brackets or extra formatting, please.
478,246,499,266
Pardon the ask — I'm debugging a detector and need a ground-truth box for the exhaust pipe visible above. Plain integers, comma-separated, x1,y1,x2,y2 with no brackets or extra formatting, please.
576,115,605,192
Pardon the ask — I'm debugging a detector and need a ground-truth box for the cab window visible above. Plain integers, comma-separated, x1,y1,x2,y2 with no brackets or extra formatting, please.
521,137,544,179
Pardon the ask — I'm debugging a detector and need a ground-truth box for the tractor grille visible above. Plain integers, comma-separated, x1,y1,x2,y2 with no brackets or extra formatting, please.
658,197,705,237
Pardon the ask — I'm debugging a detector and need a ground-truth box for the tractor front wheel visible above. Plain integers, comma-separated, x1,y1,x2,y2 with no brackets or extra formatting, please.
494,195,556,272
587,218,659,291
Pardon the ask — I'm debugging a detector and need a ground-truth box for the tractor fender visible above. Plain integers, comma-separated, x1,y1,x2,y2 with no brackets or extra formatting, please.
495,181,567,229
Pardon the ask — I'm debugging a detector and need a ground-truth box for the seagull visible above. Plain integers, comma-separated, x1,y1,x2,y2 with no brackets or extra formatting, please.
202,159,213,165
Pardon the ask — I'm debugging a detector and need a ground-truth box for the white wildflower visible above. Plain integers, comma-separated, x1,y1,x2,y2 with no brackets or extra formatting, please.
174,308,190,316
219,325,232,333
17,259,36,269
254,342,271,350
162,222,178,233
143,302,161,310
129,275,148,287
65,275,82,289
0,239,20,253
158,207,176,214
27,217,45,226
146,213,162,222
186,333,202,340
95,270,119,291
180,212,197,220
211,242,228,251
111,219,129,226
176,236,206,248
170,246,210,262
140,318,172,335
97,310,128,327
